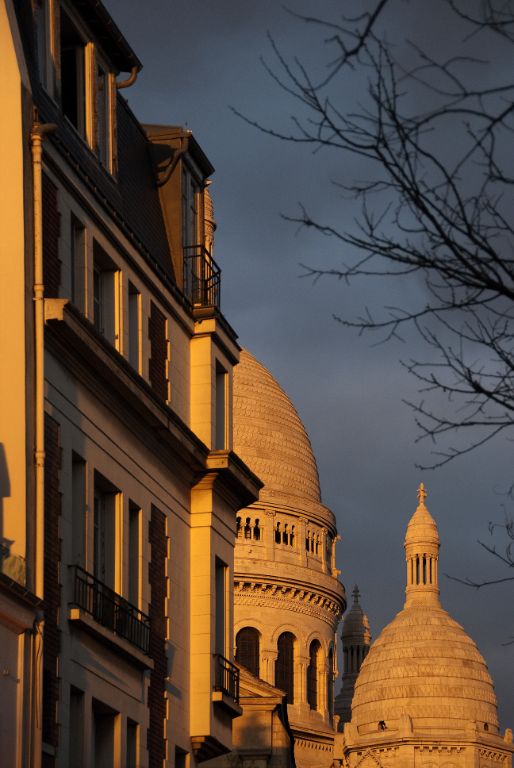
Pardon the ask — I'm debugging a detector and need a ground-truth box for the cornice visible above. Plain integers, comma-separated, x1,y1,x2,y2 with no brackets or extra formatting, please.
234,578,344,628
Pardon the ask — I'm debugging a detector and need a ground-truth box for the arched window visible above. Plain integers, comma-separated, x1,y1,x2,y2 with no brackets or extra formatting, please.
275,632,295,703
327,647,334,720
236,627,260,677
307,639,321,710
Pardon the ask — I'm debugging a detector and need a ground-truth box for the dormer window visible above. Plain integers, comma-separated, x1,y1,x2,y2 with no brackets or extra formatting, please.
34,2,116,173
60,10,86,135
182,168,201,250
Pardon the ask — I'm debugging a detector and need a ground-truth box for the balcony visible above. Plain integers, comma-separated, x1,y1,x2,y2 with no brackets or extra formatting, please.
183,245,221,309
213,653,240,704
69,565,150,655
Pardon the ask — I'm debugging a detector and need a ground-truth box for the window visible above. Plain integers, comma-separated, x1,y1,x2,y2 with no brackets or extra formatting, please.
215,362,227,449
215,558,228,657
182,168,200,249
148,302,168,401
71,215,86,312
35,0,51,91
96,63,111,167
307,640,321,710
93,472,118,589
128,283,141,371
92,699,117,768
236,627,260,677
327,648,334,720
275,632,295,703
60,10,86,134
93,241,119,346
69,687,84,768
128,501,140,607
71,452,86,567
126,719,138,768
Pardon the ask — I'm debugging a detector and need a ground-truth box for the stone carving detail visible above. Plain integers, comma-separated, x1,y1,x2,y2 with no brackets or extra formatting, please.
234,579,342,626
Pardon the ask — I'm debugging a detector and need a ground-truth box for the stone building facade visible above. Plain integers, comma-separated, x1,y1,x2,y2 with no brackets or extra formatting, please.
0,1,261,766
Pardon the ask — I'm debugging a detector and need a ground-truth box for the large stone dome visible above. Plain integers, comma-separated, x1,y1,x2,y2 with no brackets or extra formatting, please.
351,602,498,732
233,349,321,504
350,486,499,735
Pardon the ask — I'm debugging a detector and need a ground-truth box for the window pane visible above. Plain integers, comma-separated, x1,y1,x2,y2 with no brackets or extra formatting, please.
236,627,260,677
60,12,85,134
275,632,295,703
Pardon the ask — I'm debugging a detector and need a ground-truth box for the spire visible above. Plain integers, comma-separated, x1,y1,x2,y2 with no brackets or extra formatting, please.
404,484,440,606
335,585,372,726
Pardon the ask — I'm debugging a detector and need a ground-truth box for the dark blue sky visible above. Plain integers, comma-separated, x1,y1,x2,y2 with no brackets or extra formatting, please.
105,0,514,724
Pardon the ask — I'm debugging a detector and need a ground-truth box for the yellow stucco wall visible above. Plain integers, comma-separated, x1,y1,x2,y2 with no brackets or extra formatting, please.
0,0,28,584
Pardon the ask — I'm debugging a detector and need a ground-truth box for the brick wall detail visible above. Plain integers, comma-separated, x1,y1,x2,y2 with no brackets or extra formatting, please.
148,506,167,767
43,415,62,755
42,174,61,298
148,302,168,401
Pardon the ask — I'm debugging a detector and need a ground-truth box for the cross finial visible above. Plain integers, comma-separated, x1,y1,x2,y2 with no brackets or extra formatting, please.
352,585,360,604
417,482,427,505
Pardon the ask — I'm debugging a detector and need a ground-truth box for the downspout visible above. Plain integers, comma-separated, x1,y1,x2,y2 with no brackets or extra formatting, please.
30,121,55,598
30,120,56,768
116,65,139,90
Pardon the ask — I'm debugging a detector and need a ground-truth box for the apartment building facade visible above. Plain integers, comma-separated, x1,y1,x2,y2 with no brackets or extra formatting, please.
0,1,261,766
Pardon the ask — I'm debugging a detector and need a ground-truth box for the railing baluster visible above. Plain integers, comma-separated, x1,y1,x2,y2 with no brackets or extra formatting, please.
69,565,150,655
183,245,221,309
213,653,239,704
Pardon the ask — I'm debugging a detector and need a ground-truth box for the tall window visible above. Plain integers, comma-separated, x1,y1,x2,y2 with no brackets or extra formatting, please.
327,647,334,720
96,64,111,167
236,627,260,677
71,215,85,312
215,558,227,657
71,452,86,567
182,168,200,249
126,719,138,768
128,501,140,607
35,0,51,91
275,632,295,703
93,241,119,346
93,472,118,588
60,11,86,134
92,699,117,768
307,640,321,711
215,362,227,449
128,282,141,371
69,687,84,768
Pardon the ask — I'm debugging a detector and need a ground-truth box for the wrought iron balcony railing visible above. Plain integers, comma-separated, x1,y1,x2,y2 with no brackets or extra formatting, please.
69,565,150,654
183,245,221,309
214,653,240,704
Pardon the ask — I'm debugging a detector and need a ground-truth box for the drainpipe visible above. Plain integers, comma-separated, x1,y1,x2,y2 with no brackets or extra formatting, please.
116,65,139,90
30,121,56,768
31,121,55,598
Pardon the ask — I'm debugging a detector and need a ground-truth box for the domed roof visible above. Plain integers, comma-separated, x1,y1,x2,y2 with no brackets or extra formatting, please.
351,487,499,733
342,586,371,641
351,603,498,731
404,483,439,549
233,349,321,504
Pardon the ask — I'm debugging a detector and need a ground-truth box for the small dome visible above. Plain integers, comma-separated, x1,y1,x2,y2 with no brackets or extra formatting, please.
342,586,371,641
404,483,439,549
233,349,321,504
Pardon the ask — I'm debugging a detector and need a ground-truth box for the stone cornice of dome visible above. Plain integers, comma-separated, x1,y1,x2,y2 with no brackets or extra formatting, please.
245,493,338,533
343,732,513,756
234,577,345,626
